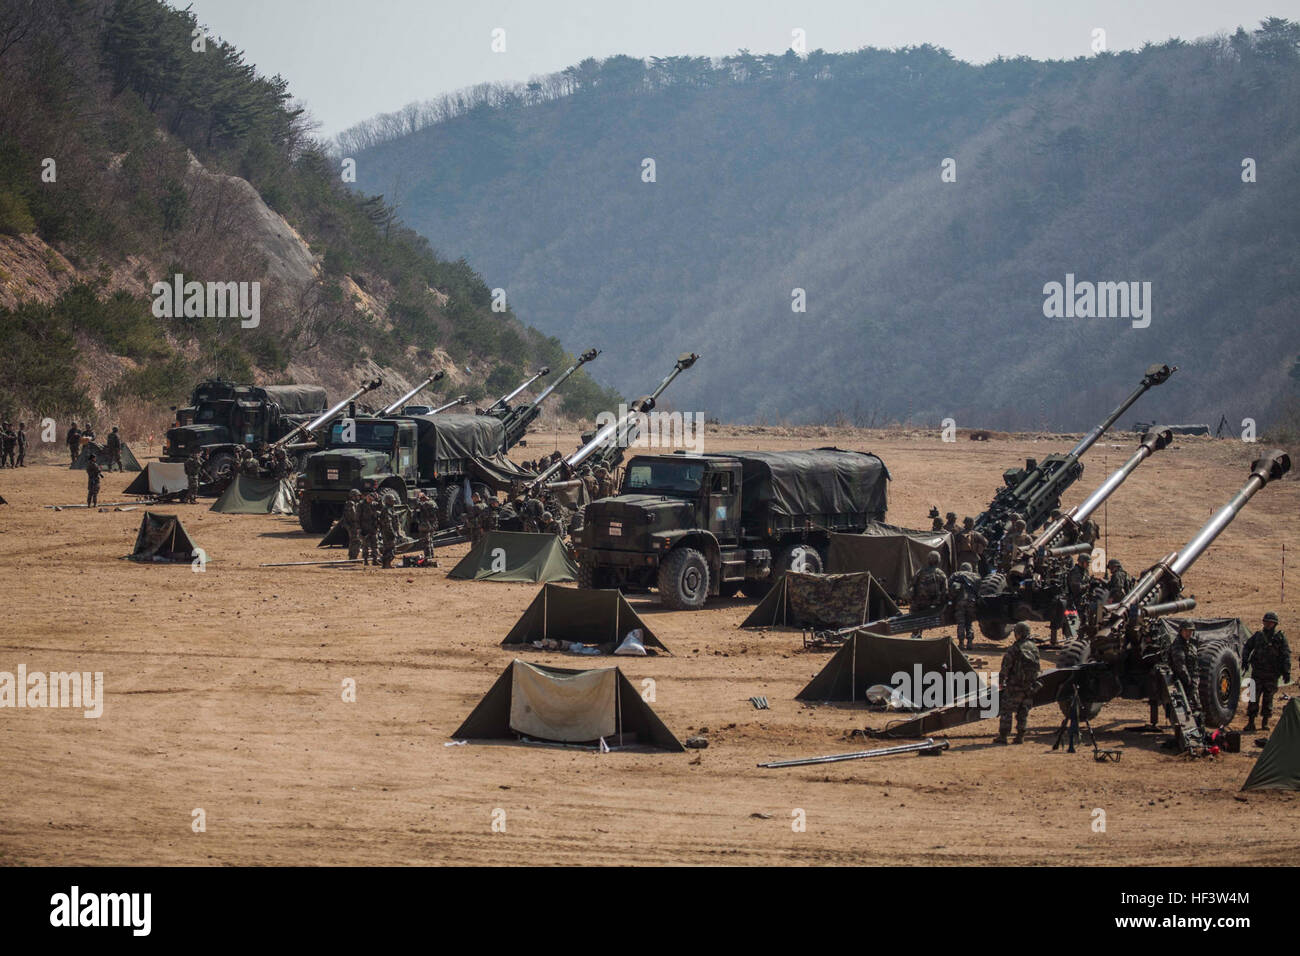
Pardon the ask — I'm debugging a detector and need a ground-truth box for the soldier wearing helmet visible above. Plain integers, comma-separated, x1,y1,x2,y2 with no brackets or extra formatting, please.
1244,612,1291,731
995,622,1040,745
343,488,363,561
948,561,980,650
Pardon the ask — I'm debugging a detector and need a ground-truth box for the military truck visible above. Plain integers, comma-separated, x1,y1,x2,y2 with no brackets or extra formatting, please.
162,380,329,482
575,448,889,610
295,351,598,532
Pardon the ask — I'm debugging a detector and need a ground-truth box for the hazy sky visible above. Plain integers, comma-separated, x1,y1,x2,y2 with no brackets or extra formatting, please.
184,1,1300,138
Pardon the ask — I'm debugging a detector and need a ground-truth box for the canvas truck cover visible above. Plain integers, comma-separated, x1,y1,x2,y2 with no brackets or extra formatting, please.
262,384,328,415
1155,617,1251,652
412,413,505,473
711,448,888,529
827,524,954,600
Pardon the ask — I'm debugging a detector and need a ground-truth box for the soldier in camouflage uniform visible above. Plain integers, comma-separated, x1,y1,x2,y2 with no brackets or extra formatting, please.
15,422,26,467
908,551,948,637
1105,558,1132,603
342,489,363,561
953,517,987,575
415,490,439,565
942,511,958,535
358,492,380,567
994,622,1040,744
104,426,123,471
540,510,563,537
239,448,260,478
1066,554,1092,610
378,494,401,568
85,453,102,508
66,423,81,465
997,518,1032,571
184,450,203,503
1167,620,1200,719
594,465,615,499
1244,612,1291,731
948,561,980,650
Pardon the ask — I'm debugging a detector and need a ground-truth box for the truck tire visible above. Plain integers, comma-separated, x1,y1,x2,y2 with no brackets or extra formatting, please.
298,500,328,534
1197,640,1242,728
978,619,1009,641
978,571,1006,598
440,485,465,526
1055,639,1104,720
658,547,710,610
776,542,823,576
204,451,236,485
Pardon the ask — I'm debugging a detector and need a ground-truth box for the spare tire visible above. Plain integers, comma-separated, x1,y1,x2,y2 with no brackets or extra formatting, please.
1197,639,1242,728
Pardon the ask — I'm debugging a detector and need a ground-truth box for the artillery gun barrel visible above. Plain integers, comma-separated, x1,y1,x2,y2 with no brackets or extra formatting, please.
1043,541,1093,559
271,378,382,451
1065,364,1176,461
380,370,445,415
430,395,469,414
1138,597,1197,619
1031,426,1173,549
484,367,549,414
527,349,600,408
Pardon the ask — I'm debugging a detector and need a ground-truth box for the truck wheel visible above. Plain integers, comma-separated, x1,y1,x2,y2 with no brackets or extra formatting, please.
204,451,236,485
577,562,603,590
1055,640,1104,720
298,501,328,534
1197,640,1242,727
777,542,822,576
658,548,710,610
978,619,1009,641
440,485,465,526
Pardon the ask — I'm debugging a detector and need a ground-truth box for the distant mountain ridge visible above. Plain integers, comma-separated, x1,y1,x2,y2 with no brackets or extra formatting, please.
343,21,1300,430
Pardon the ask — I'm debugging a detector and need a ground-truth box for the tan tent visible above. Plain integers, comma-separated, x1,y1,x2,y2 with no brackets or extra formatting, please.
452,659,683,751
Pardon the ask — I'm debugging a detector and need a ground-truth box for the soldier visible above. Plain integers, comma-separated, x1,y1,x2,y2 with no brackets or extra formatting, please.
239,448,260,477
66,423,81,465
1066,554,1092,610
1167,620,1201,721
594,465,615,499
378,494,400,568
415,490,439,565
908,551,948,637
948,561,980,651
183,449,204,503
579,465,598,500
540,510,562,537
15,422,26,467
1244,612,1291,732
81,422,95,444
85,453,102,508
997,518,1032,571
358,492,380,567
271,447,292,480
1105,559,1132,602
0,421,13,467
994,622,1040,744
104,426,123,472
1077,517,1100,546
942,511,958,535
953,516,987,574
342,489,363,561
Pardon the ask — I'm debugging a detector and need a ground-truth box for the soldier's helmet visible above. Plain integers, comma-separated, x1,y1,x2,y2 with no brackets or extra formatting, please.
542,511,552,521
416,491,426,500
945,512,956,521
112,426,119,432
489,498,499,509
1012,519,1026,531
594,466,607,476
926,551,941,567
1106,559,1121,570
88,453,97,461
1179,621,1195,634
960,562,973,572
1013,622,1030,639
962,516,974,528
1263,611,1279,624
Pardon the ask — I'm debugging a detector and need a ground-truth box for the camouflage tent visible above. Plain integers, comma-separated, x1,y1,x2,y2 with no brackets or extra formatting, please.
448,531,578,583
1242,699,1300,791
452,659,683,751
796,630,976,703
209,475,297,514
126,512,199,563
826,523,954,600
740,571,898,630
123,461,188,496
72,440,141,471
503,584,668,654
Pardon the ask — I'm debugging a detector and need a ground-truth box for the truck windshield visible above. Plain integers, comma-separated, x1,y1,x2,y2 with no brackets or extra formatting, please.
330,420,399,449
625,459,705,494
194,403,231,424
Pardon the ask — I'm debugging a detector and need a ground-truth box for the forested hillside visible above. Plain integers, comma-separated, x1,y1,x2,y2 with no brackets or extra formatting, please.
0,0,617,426
343,21,1300,431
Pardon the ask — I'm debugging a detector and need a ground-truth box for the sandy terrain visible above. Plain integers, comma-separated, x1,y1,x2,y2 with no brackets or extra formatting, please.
0,428,1296,866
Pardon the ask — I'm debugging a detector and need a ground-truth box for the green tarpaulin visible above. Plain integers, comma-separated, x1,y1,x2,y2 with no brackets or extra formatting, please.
826,523,954,600
448,531,578,582
452,659,683,751
210,475,297,514
72,440,141,471
741,571,899,630
1242,699,1300,791
127,512,199,563
503,584,669,654
796,630,976,702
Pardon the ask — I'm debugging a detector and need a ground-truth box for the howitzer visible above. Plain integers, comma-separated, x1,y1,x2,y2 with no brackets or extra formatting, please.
974,364,1175,551
483,367,550,416
531,351,700,489
495,348,599,449
271,378,383,452
430,395,470,414
380,370,446,415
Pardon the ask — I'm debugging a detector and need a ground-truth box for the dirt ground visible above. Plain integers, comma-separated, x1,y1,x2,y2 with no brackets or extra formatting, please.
1,428,1296,866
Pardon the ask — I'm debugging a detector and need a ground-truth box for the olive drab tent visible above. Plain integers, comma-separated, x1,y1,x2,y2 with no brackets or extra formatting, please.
825,524,954,600
448,531,578,583
72,440,142,471
796,630,977,703
741,570,899,630
319,519,349,548
502,584,669,654
1242,699,1300,791
126,512,200,563
209,475,297,514
123,461,189,496
452,660,683,751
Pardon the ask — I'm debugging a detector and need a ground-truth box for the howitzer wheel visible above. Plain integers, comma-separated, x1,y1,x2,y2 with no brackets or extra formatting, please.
1055,640,1104,721
978,619,1009,641
1196,640,1242,728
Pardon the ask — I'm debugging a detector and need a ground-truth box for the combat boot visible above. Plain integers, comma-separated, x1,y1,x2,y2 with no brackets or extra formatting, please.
992,735,1008,745
1261,716,1270,731
1012,732,1025,744
1244,717,1256,732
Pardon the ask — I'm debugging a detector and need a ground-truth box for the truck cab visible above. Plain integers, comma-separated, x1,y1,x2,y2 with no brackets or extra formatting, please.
296,418,419,532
